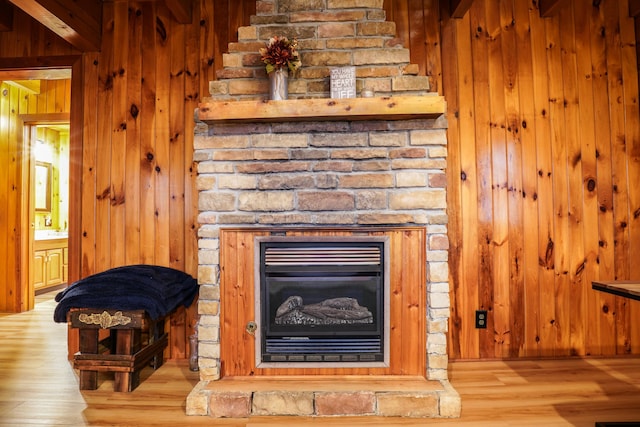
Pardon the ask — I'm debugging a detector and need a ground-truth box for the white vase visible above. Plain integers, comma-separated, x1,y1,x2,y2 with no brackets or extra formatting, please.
269,68,288,100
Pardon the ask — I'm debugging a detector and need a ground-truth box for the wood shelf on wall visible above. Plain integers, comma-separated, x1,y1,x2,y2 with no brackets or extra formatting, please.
197,94,446,123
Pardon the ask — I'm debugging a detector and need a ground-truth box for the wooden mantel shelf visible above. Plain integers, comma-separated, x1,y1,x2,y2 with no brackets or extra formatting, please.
197,94,446,123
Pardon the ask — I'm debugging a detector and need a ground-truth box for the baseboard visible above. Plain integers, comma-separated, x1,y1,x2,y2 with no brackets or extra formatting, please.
35,282,67,296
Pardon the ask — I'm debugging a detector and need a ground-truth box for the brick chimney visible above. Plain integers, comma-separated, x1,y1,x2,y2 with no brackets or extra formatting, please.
210,0,432,100
188,0,460,420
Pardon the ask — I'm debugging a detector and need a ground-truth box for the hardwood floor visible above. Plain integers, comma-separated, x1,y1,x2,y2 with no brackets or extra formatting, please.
1,293,640,426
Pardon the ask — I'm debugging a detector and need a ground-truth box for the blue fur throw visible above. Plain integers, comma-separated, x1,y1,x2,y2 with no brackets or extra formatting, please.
53,264,198,322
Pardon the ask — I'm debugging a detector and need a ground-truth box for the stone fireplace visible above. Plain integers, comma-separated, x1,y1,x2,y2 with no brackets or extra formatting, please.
187,0,460,419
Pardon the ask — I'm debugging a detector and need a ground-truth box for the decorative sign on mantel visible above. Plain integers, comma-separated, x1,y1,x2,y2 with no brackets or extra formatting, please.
330,66,356,99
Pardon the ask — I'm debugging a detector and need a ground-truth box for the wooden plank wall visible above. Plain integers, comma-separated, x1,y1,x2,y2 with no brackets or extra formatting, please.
2,0,640,361
0,82,23,313
0,2,254,357
72,1,253,358
436,0,640,359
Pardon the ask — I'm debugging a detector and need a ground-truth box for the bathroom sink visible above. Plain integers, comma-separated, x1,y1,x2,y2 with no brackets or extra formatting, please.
34,230,68,240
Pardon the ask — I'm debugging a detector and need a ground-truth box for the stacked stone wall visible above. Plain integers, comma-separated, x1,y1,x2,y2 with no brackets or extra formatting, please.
193,114,449,381
209,0,431,100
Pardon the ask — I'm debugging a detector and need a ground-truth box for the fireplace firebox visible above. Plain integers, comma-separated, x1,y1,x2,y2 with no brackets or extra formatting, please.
255,237,389,366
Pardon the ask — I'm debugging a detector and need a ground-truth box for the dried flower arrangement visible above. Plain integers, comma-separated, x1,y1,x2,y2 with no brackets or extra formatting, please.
259,36,301,74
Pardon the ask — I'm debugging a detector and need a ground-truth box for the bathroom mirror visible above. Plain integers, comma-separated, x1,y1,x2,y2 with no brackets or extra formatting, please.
35,161,52,212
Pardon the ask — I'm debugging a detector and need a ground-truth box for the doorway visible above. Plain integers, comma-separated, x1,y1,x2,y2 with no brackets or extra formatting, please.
29,122,70,298
0,60,81,313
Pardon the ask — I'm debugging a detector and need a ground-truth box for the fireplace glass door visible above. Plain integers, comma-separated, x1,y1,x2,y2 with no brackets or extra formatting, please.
258,238,387,364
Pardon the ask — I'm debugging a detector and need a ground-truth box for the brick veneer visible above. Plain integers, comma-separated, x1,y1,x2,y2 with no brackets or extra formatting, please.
210,0,431,100
188,0,460,419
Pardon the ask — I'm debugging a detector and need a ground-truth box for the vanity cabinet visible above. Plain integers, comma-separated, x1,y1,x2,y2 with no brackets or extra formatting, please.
34,238,68,291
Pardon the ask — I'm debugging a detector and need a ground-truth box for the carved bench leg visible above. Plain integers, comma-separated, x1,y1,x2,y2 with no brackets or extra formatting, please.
113,329,143,392
78,329,99,390
150,320,165,369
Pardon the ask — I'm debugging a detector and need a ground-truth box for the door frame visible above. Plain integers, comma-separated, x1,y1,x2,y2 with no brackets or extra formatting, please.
0,55,84,313
23,116,71,304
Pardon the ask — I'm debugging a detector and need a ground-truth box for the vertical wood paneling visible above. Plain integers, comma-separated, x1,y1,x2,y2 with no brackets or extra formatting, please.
183,1,201,349
469,1,496,359
620,0,640,353
2,0,640,361
513,0,540,359
125,3,143,266
592,4,616,354
169,8,186,273
6,85,19,312
439,0,640,359
607,0,633,355
574,1,600,358
220,229,262,376
399,229,426,374
450,11,479,360
486,0,510,358
139,1,157,265
558,3,585,356
213,0,229,87
500,0,525,358
199,0,216,102
387,229,405,371
154,5,172,266
422,0,442,92
168,7,187,356
407,0,426,79
110,2,128,269
545,13,570,357
573,1,594,357
439,3,463,359
0,84,11,311
80,55,99,279
184,9,200,271
95,4,114,273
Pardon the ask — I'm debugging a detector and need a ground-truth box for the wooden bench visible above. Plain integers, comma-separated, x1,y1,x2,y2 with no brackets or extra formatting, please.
68,308,168,392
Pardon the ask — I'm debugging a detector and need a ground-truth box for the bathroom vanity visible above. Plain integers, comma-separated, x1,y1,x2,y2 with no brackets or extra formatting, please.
34,232,68,291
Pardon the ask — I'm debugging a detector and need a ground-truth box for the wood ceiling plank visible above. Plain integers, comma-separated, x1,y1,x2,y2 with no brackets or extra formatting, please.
0,55,75,80
8,0,102,51
0,68,70,80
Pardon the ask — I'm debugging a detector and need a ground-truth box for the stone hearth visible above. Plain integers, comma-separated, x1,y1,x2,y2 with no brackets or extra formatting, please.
186,0,460,419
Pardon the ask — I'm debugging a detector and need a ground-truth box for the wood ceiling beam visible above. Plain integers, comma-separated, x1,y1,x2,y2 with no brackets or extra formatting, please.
0,55,75,80
7,0,102,51
0,68,70,80
0,0,13,31
447,0,474,19
539,0,570,17
165,0,192,24
630,0,640,17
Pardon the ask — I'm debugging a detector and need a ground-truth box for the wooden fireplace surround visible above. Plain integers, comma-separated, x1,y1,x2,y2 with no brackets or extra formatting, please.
219,226,426,377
